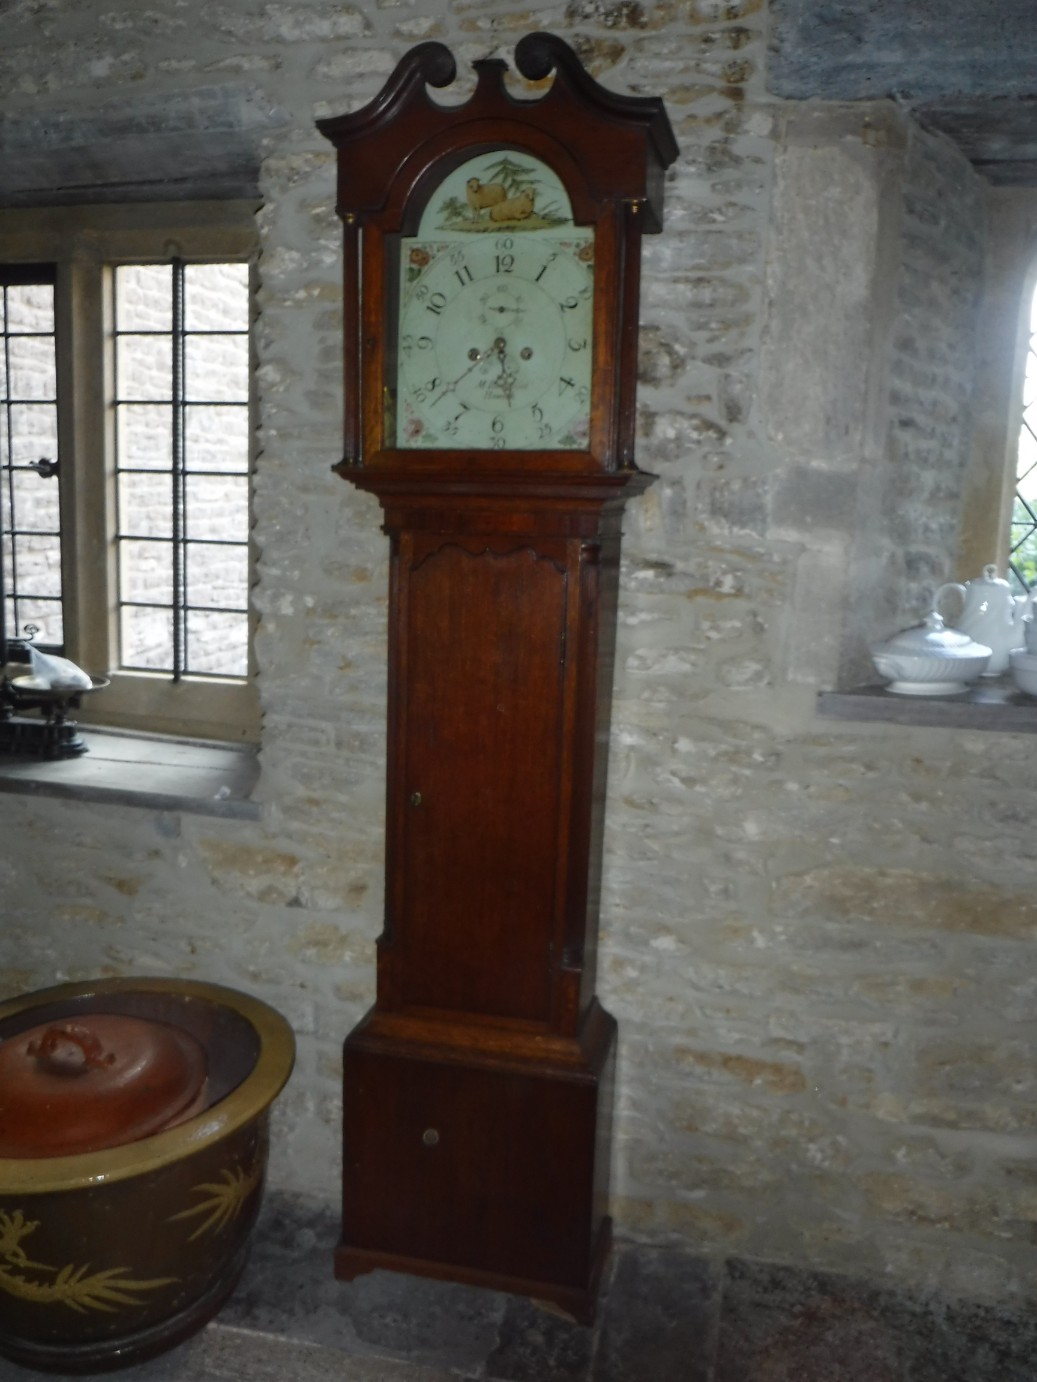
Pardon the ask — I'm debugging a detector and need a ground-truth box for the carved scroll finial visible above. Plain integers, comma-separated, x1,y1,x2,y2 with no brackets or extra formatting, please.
406,41,457,92
318,41,457,144
514,31,678,183
369,41,456,116
514,31,578,84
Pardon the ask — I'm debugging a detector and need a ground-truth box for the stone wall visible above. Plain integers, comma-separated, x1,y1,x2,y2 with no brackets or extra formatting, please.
1,0,1034,1312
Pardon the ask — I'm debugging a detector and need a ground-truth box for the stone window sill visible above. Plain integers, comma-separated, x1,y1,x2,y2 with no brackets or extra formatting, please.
0,727,260,818
816,676,1037,734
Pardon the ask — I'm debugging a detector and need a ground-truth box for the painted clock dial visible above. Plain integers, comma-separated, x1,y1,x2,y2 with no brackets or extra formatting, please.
394,150,594,451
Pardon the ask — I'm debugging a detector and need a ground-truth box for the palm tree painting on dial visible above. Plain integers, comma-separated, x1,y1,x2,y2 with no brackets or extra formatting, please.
394,151,594,451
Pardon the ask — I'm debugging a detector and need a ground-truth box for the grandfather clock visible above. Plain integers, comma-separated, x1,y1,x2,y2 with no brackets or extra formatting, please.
318,34,676,1321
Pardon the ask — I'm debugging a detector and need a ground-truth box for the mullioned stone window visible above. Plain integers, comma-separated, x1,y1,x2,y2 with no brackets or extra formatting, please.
0,202,259,744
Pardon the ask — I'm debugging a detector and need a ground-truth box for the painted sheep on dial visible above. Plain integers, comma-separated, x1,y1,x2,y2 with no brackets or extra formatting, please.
466,178,507,217
489,188,536,223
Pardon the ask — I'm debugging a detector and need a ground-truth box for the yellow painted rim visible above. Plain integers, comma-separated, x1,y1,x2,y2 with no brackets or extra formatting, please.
0,978,295,1194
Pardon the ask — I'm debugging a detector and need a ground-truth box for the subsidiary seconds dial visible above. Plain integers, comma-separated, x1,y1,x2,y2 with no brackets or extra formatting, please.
396,232,594,451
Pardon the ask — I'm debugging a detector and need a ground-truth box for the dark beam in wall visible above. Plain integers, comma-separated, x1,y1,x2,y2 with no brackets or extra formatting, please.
769,0,1037,101
768,0,1037,185
0,85,287,207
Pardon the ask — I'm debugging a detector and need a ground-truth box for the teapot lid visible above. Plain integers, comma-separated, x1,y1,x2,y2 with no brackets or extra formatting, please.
0,1013,208,1158
873,612,992,661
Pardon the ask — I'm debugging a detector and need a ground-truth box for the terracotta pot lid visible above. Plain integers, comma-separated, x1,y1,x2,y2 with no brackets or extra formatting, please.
0,1013,208,1158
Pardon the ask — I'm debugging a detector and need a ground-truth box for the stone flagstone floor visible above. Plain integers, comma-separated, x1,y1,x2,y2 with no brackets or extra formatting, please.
1,1195,1035,1381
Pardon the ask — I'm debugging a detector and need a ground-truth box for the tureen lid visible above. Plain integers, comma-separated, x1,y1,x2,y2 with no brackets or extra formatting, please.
872,612,992,661
0,1013,208,1158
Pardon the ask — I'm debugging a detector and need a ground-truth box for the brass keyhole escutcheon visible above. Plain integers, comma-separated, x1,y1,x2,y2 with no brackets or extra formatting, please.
410,791,422,807
422,1128,439,1147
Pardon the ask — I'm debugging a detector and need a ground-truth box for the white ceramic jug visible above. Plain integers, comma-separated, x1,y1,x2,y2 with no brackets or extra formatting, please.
935,564,1033,676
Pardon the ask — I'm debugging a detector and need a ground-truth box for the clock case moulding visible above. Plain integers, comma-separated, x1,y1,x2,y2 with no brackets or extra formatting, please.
318,34,677,1324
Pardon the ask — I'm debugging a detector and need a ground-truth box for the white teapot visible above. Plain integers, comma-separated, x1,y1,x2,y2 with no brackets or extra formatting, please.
935,564,1034,676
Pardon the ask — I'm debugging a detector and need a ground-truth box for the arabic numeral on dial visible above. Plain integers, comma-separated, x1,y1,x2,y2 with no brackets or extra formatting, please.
568,337,588,352
455,264,473,286
491,416,505,435
495,253,514,274
413,377,440,404
535,253,558,282
425,291,448,316
530,404,553,440
558,376,576,394
398,333,431,356
443,403,469,436
490,436,506,449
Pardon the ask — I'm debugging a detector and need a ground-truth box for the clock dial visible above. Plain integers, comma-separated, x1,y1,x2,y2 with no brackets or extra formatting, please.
396,234,593,450
392,151,594,452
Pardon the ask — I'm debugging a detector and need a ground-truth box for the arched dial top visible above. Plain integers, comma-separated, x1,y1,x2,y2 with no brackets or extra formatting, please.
394,150,594,451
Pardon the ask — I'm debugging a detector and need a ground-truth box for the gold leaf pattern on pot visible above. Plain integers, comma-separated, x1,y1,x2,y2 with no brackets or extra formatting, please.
0,1210,175,1314
168,1163,261,1241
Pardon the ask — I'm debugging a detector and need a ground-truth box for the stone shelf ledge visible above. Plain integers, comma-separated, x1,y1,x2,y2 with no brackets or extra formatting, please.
0,728,260,818
817,677,1037,734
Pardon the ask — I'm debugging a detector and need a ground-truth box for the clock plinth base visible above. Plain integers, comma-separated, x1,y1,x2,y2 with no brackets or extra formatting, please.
335,1004,617,1324
334,1220,612,1327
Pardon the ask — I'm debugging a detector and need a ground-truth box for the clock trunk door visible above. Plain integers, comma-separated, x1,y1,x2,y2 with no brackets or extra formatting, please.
393,540,569,1025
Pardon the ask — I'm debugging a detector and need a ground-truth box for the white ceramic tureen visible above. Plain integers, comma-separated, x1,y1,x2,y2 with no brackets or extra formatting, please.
870,612,992,695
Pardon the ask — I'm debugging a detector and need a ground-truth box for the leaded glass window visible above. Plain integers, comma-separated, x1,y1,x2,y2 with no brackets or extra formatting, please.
0,265,63,658
112,261,251,679
1009,281,1037,591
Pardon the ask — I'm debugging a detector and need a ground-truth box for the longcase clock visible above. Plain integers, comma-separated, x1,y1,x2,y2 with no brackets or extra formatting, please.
318,34,677,1322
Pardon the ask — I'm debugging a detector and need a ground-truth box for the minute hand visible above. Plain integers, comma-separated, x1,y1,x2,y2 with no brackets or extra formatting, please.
492,338,518,406
432,343,498,403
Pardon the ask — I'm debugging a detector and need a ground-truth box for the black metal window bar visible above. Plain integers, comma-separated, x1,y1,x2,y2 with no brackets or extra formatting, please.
0,264,63,667
1009,288,1037,592
112,260,251,680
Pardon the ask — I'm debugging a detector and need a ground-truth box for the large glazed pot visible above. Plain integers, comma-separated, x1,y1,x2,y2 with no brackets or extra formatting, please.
0,977,295,1374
